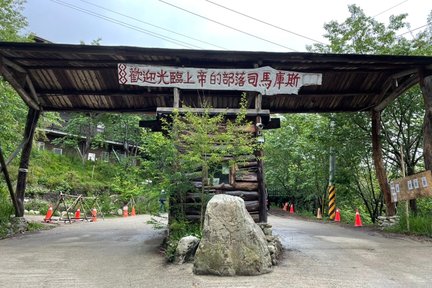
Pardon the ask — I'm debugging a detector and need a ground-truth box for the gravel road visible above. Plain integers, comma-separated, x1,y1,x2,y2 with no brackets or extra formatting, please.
0,213,431,288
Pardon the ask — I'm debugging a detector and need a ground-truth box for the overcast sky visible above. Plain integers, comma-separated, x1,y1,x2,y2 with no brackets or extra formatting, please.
22,0,431,52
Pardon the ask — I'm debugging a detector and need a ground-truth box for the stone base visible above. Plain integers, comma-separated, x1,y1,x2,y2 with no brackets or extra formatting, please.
258,223,283,265
9,217,28,234
377,215,400,228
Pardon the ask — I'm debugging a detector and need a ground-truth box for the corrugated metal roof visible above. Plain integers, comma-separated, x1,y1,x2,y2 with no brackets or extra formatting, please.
0,42,431,113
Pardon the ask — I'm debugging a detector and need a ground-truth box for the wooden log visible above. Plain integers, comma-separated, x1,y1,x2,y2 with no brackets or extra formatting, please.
245,200,260,212
224,191,259,201
237,161,258,168
236,172,258,182
185,214,201,222
251,213,260,223
371,110,395,216
234,182,259,191
210,182,259,191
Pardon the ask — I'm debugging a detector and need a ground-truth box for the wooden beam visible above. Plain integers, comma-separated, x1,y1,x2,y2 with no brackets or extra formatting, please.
15,108,40,217
1,57,27,73
26,75,41,105
0,65,39,110
420,72,432,170
156,107,270,117
0,147,18,216
371,110,395,216
374,74,419,111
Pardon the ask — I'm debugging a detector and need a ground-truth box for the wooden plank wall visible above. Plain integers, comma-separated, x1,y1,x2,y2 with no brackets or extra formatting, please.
184,155,262,223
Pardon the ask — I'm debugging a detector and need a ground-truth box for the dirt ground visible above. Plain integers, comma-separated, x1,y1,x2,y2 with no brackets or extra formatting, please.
0,213,431,288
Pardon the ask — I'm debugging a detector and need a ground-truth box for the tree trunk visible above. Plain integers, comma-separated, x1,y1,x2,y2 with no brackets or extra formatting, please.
15,108,40,217
371,110,396,216
420,74,432,171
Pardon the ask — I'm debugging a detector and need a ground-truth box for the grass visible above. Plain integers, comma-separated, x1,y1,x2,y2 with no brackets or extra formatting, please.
386,214,432,237
27,222,49,232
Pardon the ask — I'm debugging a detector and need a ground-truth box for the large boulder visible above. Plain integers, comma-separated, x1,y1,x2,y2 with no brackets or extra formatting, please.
193,194,272,276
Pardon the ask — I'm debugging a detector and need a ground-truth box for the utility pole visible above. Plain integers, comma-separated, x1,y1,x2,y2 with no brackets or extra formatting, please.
328,119,336,220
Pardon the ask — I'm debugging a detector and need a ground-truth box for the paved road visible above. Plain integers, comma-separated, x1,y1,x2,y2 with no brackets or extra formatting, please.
0,213,431,288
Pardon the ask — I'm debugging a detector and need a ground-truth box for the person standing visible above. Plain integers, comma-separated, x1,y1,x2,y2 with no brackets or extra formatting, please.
159,189,167,213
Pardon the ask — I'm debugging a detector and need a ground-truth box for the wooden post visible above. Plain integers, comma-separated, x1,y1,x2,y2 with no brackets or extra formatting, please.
173,88,180,108
419,73,432,171
400,145,410,231
256,114,267,223
15,108,40,217
371,110,396,216
0,147,19,216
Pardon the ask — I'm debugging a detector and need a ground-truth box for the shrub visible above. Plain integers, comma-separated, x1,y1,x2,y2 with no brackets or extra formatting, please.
25,199,49,213
164,219,201,262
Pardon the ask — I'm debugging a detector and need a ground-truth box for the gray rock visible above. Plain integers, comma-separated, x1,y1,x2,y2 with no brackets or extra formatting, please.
10,217,28,234
175,235,200,264
193,194,272,276
29,210,35,215
117,209,123,216
268,245,276,255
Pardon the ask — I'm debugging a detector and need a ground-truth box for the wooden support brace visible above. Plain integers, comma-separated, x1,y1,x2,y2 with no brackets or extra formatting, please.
371,110,395,216
0,147,19,216
0,62,39,110
419,71,432,170
15,108,41,217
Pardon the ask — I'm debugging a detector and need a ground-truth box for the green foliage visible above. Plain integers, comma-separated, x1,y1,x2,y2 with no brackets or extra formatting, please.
0,0,28,42
165,94,256,228
265,114,330,210
25,199,48,212
294,5,432,223
165,219,201,262
27,150,111,194
0,187,13,220
27,222,47,232
387,200,432,237
0,187,14,238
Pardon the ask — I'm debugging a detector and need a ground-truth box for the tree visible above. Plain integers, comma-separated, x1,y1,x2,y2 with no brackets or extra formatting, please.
0,0,30,154
165,95,256,228
307,4,431,218
264,114,330,210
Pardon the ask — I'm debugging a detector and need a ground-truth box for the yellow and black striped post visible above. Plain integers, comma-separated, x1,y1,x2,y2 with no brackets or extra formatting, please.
328,185,336,220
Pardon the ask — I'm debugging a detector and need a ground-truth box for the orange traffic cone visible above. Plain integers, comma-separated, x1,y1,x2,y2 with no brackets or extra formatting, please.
316,207,322,219
74,208,81,220
334,208,341,222
289,203,295,214
283,202,288,211
354,209,363,227
123,205,128,217
91,208,97,222
44,205,53,222
131,206,136,216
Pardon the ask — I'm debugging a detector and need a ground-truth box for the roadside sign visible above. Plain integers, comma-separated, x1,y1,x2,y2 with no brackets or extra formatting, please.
390,170,432,202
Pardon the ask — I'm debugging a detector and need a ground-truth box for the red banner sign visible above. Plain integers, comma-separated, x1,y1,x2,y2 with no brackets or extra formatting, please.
118,64,322,95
